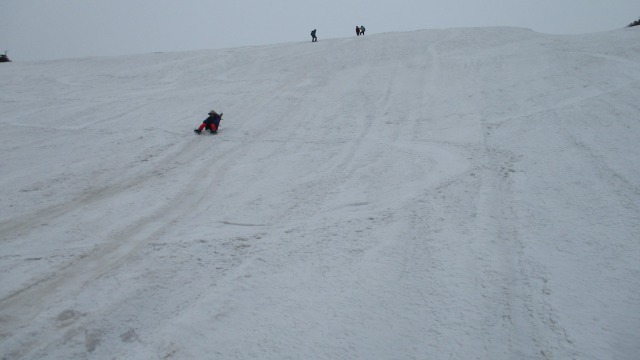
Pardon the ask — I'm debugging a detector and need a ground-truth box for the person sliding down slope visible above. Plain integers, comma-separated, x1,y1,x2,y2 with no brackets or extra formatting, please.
194,110,223,134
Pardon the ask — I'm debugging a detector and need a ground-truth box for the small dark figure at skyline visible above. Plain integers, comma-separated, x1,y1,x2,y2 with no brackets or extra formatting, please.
311,29,317,42
0,51,11,63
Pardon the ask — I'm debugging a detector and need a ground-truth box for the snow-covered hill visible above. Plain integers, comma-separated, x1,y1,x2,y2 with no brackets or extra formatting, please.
1,27,639,359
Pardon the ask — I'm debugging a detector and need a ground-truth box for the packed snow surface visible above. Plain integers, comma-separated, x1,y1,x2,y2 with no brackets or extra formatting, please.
1,27,639,359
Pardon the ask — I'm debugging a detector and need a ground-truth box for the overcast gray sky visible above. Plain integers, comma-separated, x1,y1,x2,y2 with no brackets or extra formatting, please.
1,0,638,61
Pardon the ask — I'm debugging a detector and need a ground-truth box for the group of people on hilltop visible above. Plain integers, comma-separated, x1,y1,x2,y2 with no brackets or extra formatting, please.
310,25,366,42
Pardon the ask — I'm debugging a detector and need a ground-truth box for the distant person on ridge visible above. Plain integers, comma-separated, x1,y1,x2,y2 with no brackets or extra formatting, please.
356,26,361,36
194,110,223,134
360,25,366,35
311,29,317,42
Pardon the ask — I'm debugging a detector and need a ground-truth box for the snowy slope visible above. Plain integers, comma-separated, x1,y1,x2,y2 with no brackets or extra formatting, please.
1,27,639,359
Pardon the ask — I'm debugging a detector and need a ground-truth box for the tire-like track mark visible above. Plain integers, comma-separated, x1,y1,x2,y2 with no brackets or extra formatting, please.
0,131,253,330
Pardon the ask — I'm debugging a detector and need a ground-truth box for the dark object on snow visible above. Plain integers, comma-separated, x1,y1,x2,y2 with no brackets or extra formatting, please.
0,52,10,63
194,110,223,134
311,29,317,42
627,18,640,27
356,26,361,36
360,26,365,35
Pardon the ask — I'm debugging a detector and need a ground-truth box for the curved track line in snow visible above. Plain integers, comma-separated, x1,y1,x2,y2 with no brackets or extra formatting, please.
0,129,252,329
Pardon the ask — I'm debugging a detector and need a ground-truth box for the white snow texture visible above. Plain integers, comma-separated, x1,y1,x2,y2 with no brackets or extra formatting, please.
1,27,639,360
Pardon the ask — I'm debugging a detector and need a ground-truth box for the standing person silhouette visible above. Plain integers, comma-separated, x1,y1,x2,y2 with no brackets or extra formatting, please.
311,29,317,42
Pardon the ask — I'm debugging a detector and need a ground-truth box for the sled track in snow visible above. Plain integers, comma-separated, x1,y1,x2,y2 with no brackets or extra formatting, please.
0,133,250,329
